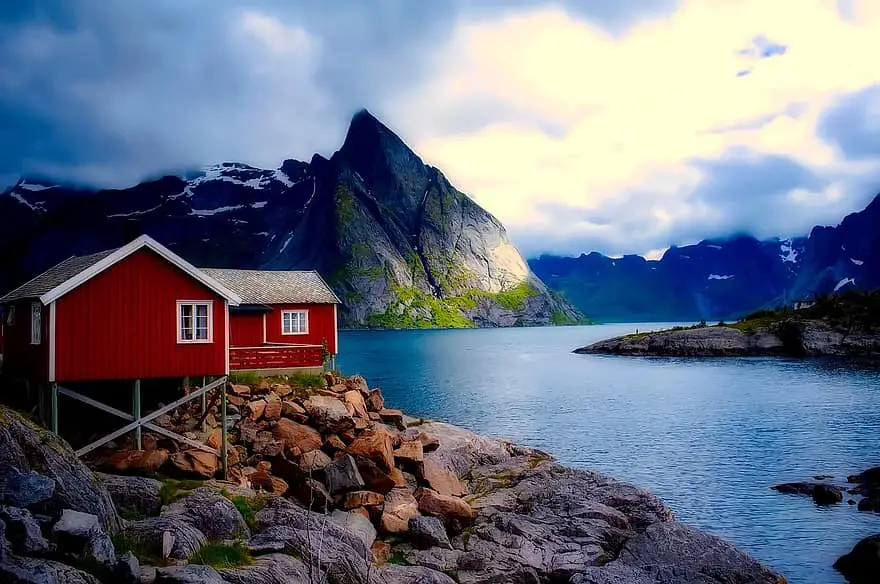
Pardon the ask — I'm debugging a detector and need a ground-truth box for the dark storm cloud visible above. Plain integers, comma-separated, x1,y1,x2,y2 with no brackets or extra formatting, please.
0,0,678,188
817,84,880,161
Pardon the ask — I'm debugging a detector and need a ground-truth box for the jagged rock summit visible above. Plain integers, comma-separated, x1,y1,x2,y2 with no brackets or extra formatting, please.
0,110,581,329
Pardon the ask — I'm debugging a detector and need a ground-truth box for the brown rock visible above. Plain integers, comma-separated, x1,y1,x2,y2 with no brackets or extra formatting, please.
249,471,289,495
272,418,322,453
323,434,347,454
289,477,331,510
272,383,293,397
342,491,385,510
348,428,394,473
238,418,265,444
356,456,396,494
371,540,391,565
329,383,348,394
394,440,424,464
230,384,251,397
379,488,420,534
346,375,370,393
344,391,368,418
256,460,272,473
421,458,466,497
300,449,332,473
389,467,407,488
103,449,169,474
247,399,267,421
225,445,240,467
365,389,385,412
255,380,271,394
281,401,306,417
252,431,283,457
352,507,371,521
169,449,218,478
379,409,406,430
304,396,355,433
339,429,358,443
368,412,382,422
417,488,475,527
227,395,246,408
419,433,440,453
205,429,223,450
263,393,282,421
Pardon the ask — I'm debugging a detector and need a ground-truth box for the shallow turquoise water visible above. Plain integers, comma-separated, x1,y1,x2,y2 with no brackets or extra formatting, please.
338,324,880,584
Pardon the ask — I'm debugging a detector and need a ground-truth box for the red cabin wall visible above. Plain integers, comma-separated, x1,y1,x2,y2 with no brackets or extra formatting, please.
54,249,228,382
264,303,337,354
0,300,50,381
229,312,264,347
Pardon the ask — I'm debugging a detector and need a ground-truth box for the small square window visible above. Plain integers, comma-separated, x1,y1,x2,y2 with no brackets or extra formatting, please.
177,301,213,343
281,310,308,335
30,303,41,345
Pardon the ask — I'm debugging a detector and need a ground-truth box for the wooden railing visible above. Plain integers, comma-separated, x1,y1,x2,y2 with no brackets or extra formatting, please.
229,343,324,370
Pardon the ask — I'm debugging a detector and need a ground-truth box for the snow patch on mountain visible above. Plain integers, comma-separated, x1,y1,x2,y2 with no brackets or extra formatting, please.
708,274,735,280
9,193,46,213
834,277,856,292
17,182,52,192
108,204,162,218
706,244,723,250
191,205,247,216
779,239,799,263
851,258,864,266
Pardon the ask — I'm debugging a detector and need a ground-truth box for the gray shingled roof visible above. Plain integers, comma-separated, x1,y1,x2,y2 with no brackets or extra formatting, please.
200,268,340,305
0,249,117,303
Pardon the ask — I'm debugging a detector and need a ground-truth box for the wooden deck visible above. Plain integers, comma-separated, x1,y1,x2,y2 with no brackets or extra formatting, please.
229,343,324,371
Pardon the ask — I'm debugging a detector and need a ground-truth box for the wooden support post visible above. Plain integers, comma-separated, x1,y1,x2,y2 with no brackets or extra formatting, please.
50,383,58,434
200,376,207,433
132,379,142,450
220,382,228,480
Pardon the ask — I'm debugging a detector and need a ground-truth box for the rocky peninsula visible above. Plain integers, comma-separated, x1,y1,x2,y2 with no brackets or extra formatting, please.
0,373,784,583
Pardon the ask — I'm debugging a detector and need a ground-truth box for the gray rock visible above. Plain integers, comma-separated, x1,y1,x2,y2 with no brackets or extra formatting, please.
0,506,50,555
115,551,140,584
572,563,659,584
96,473,163,517
53,509,99,542
0,515,10,561
409,515,451,550
834,534,880,584
0,555,102,584
0,467,55,508
122,516,207,561
52,509,116,569
772,481,844,505
329,509,377,550
161,487,250,541
380,564,457,584
220,553,310,584
324,454,365,495
0,406,120,533
155,565,225,584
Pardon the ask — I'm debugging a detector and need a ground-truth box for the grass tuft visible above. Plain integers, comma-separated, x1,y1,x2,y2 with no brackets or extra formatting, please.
189,541,254,569
221,491,267,530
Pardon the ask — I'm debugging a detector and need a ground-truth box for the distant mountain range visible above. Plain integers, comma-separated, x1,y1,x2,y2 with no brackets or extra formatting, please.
530,194,880,322
0,110,581,329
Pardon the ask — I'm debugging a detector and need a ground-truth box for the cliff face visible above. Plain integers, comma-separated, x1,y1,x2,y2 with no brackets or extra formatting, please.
0,110,581,329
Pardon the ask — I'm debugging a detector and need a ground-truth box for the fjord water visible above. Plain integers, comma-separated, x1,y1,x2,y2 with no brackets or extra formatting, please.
339,324,880,584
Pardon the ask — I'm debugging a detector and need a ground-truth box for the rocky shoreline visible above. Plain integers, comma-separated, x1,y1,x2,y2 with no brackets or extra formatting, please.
575,320,880,358
0,373,785,583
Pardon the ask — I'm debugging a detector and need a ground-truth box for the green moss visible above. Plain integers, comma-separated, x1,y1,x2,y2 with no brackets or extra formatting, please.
158,478,204,506
189,541,254,569
335,184,357,224
111,533,166,566
550,310,576,326
386,551,410,566
221,491,267,530
494,281,540,311
366,285,474,329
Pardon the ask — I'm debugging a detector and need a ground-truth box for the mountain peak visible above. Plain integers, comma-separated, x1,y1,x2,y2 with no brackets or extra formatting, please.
341,108,405,155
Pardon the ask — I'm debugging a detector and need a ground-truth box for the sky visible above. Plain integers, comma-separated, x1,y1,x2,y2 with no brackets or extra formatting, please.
2,0,880,259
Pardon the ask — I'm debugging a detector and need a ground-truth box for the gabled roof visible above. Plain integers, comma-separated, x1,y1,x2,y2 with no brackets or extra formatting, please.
0,235,242,306
200,268,340,305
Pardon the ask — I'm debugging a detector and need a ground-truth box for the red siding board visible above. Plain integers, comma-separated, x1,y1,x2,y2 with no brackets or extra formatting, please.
229,312,264,347
264,303,337,354
54,249,227,382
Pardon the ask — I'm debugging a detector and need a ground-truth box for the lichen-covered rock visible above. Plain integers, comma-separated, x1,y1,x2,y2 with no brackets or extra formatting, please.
161,487,249,541
330,509,377,551
0,467,55,509
0,506,50,555
409,515,451,550
0,555,102,584
220,553,310,584
52,509,115,569
122,516,206,561
380,564,457,584
115,551,140,584
0,406,120,533
155,564,225,584
96,473,162,517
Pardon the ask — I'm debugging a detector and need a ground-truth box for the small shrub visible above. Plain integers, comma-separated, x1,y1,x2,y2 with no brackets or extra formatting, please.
189,541,254,569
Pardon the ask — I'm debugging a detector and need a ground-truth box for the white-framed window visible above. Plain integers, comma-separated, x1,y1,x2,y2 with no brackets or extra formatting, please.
30,302,41,345
281,310,308,335
177,301,213,343
4,305,15,326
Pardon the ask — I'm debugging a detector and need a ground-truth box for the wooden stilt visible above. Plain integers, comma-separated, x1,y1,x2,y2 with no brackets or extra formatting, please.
133,379,142,450
50,383,58,434
220,382,228,480
200,376,207,433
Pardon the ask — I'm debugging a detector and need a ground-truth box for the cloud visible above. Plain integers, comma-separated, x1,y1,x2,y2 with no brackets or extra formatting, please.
391,0,880,256
818,84,880,161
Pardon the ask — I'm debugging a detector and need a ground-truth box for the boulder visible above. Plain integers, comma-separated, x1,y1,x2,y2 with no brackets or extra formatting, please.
115,551,140,584
364,389,385,412
229,384,251,397
344,391,368,418
325,455,365,495
379,488,420,534
220,553,309,584
330,509,377,550
394,439,424,465
96,473,162,517
347,428,395,473
0,506,50,554
237,418,264,445
161,487,250,541
272,383,293,397
169,450,218,479
0,406,120,533
772,481,843,505
380,564,457,584
281,401,306,417
248,471,289,496
0,555,102,584
304,396,355,433
0,467,55,509
346,375,369,393
834,534,880,584
409,515,452,550
341,491,385,510
246,399,267,421
416,489,475,528
102,449,169,475
421,458,466,497
390,468,407,488
288,476,331,510
156,565,226,584
300,449,332,473
251,431,283,458
272,419,322,453
419,433,440,453
356,457,396,494
372,540,391,564
263,394,282,421
323,434,348,454
52,509,115,568
122,516,206,561
379,409,406,430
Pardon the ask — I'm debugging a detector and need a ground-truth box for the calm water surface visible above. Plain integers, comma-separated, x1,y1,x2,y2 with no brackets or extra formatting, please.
338,324,880,584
